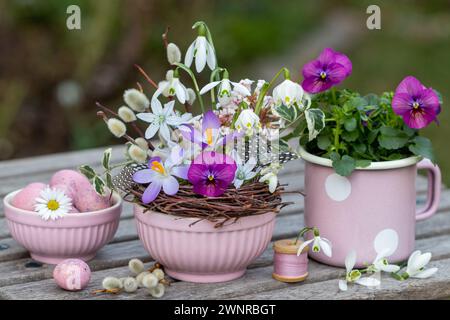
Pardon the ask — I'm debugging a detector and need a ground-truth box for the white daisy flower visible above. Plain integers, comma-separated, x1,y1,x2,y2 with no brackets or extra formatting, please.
34,187,73,221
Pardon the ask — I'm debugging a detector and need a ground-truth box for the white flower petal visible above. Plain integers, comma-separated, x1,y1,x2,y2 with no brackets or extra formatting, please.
297,239,313,256
184,41,195,67
381,264,400,273
319,238,333,257
413,252,432,271
151,98,163,115
145,122,160,139
159,123,171,142
338,280,348,292
199,81,220,95
232,82,251,96
412,267,438,279
195,37,207,73
163,100,176,116
136,112,157,123
355,277,380,287
206,41,216,70
345,250,357,272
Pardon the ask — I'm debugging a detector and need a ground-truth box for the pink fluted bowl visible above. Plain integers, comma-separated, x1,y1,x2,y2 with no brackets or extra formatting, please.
134,205,276,283
3,189,122,264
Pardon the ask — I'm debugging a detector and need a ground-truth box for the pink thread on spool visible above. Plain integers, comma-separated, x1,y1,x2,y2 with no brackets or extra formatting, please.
273,239,308,283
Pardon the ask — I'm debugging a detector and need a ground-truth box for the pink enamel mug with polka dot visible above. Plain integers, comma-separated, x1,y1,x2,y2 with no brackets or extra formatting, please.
299,147,441,268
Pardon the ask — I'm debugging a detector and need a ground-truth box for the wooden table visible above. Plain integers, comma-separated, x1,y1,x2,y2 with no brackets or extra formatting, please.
0,147,449,300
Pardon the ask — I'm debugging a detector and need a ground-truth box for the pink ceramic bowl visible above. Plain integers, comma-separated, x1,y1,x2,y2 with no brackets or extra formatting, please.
135,206,276,283
3,190,122,264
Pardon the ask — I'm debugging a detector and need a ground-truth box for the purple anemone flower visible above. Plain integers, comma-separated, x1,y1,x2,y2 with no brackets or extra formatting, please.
133,156,188,204
301,48,352,94
188,151,237,197
392,76,441,129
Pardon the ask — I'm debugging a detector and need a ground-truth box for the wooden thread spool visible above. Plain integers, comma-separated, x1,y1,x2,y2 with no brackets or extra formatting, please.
272,239,308,283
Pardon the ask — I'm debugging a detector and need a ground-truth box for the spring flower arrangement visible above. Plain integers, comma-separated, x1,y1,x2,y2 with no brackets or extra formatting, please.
295,48,442,176
82,21,320,223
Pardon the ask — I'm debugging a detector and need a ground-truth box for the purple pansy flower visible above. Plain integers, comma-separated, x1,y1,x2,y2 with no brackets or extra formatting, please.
188,151,237,197
392,76,441,129
301,48,352,94
133,156,188,204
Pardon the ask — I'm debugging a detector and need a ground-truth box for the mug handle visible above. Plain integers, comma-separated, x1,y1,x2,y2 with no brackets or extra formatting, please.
416,159,441,221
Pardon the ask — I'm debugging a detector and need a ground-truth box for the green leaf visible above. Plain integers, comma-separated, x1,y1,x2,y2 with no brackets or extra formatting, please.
305,108,325,141
105,172,114,189
332,155,356,177
79,165,96,180
354,143,367,154
378,126,409,150
102,148,112,170
409,136,435,163
317,135,331,150
342,130,359,142
275,104,298,123
344,118,357,131
329,151,340,162
93,176,106,196
355,159,371,168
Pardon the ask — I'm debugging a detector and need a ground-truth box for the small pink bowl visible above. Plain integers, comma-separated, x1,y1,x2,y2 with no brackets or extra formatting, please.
3,190,122,264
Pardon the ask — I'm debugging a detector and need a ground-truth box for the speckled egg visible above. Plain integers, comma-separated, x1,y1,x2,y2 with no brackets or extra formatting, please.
53,259,91,291
50,170,110,212
11,183,46,211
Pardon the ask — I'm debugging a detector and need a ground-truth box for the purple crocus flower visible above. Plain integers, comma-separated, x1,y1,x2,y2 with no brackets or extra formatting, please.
392,76,441,129
301,48,352,94
133,156,189,204
188,151,237,197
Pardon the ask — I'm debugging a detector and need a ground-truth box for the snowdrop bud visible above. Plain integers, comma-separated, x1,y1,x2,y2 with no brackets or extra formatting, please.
107,118,127,138
135,137,149,151
128,258,145,275
167,43,182,65
142,273,158,289
149,283,165,298
187,88,196,105
152,268,165,281
124,89,150,112
102,277,122,290
118,106,137,123
122,277,138,293
166,70,174,81
128,144,147,164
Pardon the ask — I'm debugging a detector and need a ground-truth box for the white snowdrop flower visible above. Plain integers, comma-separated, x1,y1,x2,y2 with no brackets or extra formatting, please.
368,248,400,273
128,258,145,275
154,75,188,104
187,88,196,105
149,283,165,298
34,187,72,221
123,277,138,293
234,109,260,134
200,74,251,106
118,106,137,123
185,24,216,73
167,42,182,65
338,250,381,291
107,118,127,138
124,89,150,112
405,250,438,279
102,277,122,290
297,229,332,258
128,144,148,164
273,79,304,108
166,69,174,80
152,268,165,281
134,137,149,151
259,172,278,193
142,273,158,289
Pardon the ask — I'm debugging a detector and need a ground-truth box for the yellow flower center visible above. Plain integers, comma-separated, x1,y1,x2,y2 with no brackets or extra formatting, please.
47,200,60,211
151,161,166,175
413,102,420,109
320,71,327,79
206,128,213,145
208,174,215,181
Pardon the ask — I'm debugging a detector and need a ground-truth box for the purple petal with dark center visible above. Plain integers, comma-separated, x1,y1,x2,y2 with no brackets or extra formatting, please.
302,60,322,79
211,163,237,185
187,163,208,184
202,110,221,132
325,62,347,84
420,88,441,115
331,49,352,76
392,92,413,116
317,48,336,66
395,76,426,96
302,77,334,94
142,181,162,204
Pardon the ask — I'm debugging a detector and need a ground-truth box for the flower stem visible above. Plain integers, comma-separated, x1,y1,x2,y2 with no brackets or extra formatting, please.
255,67,289,115
331,87,337,105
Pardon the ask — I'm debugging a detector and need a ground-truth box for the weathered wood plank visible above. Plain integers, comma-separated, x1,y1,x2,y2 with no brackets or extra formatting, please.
0,240,151,287
1,233,448,300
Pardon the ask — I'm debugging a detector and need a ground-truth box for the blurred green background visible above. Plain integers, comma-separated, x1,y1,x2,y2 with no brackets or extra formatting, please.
0,0,449,183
